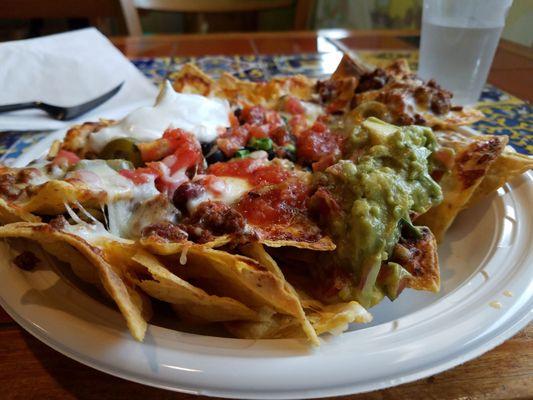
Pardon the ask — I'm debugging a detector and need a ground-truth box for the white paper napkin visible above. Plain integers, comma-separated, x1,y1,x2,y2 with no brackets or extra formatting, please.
0,28,158,131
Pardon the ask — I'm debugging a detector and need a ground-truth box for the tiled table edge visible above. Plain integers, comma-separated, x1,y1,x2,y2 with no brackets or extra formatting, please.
0,51,530,165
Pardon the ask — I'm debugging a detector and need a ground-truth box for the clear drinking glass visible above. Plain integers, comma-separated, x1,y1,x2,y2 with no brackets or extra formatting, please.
418,0,513,105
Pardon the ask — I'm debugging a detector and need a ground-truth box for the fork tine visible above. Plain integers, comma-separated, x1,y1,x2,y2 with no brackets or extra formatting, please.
60,82,124,121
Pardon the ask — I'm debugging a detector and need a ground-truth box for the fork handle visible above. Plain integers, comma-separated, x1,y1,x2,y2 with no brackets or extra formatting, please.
0,102,41,113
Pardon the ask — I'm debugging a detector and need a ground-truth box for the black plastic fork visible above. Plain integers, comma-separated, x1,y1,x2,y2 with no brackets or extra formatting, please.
0,82,124,121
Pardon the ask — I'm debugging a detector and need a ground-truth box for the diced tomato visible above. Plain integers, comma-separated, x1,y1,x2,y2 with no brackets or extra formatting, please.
248,124,269,139
228,112,239,128
208,157,253,174
311,154,338,172
121,129,201,196
270,127,292,146
265,109,283,128
288,114,306,136
208,157,291,186
297,121,341,165
308,187,341,223
138,128,201,164
241,106,266,125
236,180,309,225
217,126,249,157
119,168,157,185
52,150,80,166
284,96,305,115
326,100,348,114
198,175,224,195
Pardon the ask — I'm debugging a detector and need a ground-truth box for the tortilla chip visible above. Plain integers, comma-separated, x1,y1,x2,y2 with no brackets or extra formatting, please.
300,298,372,335
171,63,316,108
331,54,370,81
225,313,300,340
143,243,304,319
271,75,316,101
171,63,215,96
416,135,507,242
393,227,440,292
139,235,231,255
41,240,100,285
240,242,319,344
467,150,533,207
234,243,371,340
20,180,101,215
61,120,112,159
0,198,40,225
254,219,336,251
226,297,371,340
130,250,259,323
332,54,482,128
0,222,150,341
215,73,281,107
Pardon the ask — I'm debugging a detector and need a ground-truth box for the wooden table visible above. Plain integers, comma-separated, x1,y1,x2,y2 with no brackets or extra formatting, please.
1,30,531,400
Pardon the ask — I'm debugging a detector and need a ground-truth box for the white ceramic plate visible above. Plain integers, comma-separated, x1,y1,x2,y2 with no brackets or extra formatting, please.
0,131,531,399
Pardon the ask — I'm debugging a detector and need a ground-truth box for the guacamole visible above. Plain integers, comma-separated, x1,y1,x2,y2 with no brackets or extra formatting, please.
314,117,442,308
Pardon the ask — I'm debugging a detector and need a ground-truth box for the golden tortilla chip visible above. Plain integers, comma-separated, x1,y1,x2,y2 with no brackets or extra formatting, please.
0,198,40,225
130,250,259,323
393,227,440,292
20,180,101,215
300,298,372,335
235,243,371,340
171,63,215,96
143,243,304,319
171,63,316,108
61,120,112,159
240,242,319,344
331,54,370,81
41,240,100,285
416,134,507,242
0,222,150,341
139,235,230,255
467,150,533,207
226,297,371,340
332,54,483,128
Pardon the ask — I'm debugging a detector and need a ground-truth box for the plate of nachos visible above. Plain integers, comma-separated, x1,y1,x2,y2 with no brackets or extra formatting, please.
0,54,531,398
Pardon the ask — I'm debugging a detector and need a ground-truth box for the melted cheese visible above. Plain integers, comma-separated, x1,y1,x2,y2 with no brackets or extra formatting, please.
187,176,251,213
68,160,136,200
88,81,230,153
301,101,325,124
62,203,127,245
63,160,170,239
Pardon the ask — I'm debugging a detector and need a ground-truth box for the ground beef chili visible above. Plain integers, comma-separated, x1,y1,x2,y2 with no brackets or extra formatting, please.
141,222,188,242
0,173,20,200
13,251,40,271
412,79,453,115
356,68,389,93
181,201,246,243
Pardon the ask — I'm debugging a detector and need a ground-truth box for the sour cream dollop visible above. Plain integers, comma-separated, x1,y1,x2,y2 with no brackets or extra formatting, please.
88,81,230,153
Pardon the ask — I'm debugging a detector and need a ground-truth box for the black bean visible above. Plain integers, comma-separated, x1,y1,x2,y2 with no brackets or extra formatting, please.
206,149,227,164
201,141,215,155
234,108,243,124
284,150,297,162
267,149,276,160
